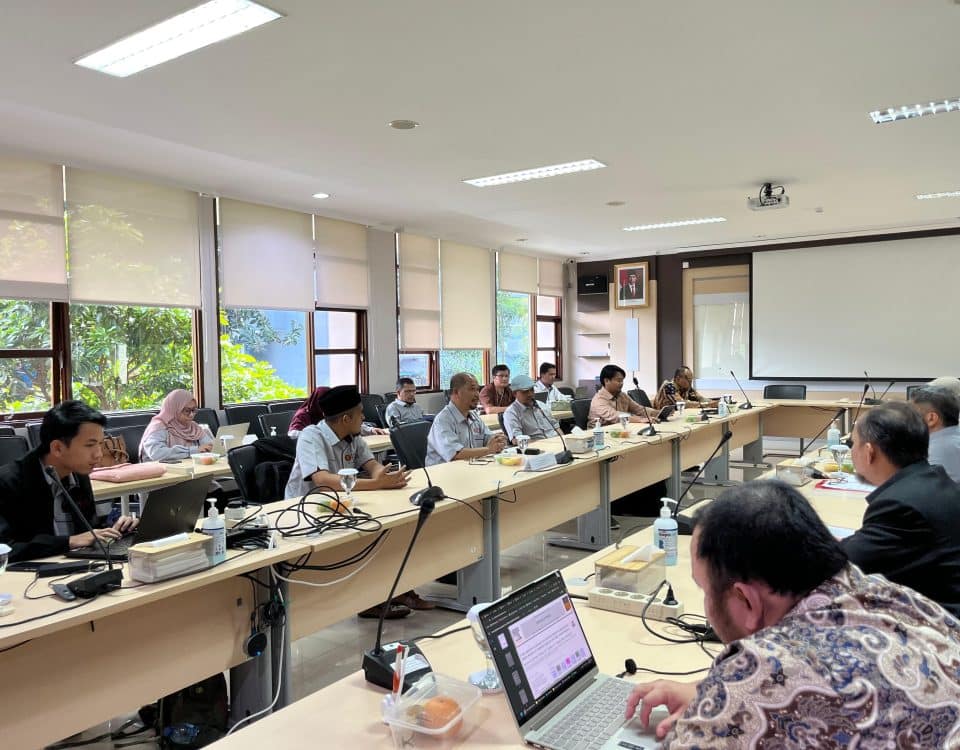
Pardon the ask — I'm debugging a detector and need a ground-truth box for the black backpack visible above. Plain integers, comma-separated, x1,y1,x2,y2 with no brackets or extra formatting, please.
150,674,229,747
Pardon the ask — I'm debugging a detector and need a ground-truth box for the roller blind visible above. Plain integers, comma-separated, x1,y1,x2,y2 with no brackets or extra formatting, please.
538,258,564,298
440,240,492,349
219,198,314,311
499,251,538,293
398,232,440,349
0,158,68,301
65,169,201,307
315,216,368,308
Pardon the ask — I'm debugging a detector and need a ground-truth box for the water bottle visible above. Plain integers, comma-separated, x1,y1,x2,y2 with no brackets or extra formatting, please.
827,419,841,447
718,399,729,418
593,419,605,450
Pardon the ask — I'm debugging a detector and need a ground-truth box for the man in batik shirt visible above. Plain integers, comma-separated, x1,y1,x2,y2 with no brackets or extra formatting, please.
626,480,960,748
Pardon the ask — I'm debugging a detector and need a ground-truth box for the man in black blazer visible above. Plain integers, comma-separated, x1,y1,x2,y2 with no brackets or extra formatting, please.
843,401,960,618
619,271,643,300
0,401,138,561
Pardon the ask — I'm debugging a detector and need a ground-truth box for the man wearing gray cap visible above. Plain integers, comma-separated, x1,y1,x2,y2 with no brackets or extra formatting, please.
502,375,561,445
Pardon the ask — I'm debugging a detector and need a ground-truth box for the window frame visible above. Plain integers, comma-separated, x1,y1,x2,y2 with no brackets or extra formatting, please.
311,307,369,392
398,349,439,392
534,295,563,380
0,301,69,421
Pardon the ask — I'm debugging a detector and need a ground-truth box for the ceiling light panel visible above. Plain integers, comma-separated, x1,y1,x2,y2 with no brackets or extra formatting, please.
623,217,727,231
916,191,960,200
75,0,283,78
869,98,960,124
463,159,606,187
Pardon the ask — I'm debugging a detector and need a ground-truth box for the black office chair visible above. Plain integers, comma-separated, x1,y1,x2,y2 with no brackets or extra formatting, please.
0,435,29,465
104,411,155,430
376,403,391,429
0,426,15,437
194,407,221,434
533,392,548,403
224,404,269,438
570,399,592,430
383,392,397,404
905,385,923,400
360,394,386,427
259,410,295,438
763,384,807,400
627,388,652,408
497,411,510,442
557,386,575,398
268,399,303,413
227,439,295,504
118,424,149,463
25,422,42,450
390,421,430,470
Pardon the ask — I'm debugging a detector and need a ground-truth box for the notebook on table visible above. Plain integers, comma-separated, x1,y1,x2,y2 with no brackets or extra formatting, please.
479,570,666,750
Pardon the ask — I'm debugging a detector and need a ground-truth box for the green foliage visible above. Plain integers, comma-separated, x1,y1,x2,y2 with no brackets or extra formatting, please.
439,350,484,389
0,300,53,413
224,308,302,357
220,335,304,403
496,291,532,378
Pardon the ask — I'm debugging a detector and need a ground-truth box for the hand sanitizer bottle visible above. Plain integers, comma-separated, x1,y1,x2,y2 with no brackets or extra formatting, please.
202,498,226,565
653,498,678,566
718,399,729,418
827,419,841,447
593,418,605,450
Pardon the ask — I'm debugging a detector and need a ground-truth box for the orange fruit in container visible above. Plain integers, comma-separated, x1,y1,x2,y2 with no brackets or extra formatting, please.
318,497,351,514
418,695,463,737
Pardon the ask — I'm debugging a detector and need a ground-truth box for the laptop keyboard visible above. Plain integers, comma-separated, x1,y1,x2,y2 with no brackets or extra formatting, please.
538,677,634,750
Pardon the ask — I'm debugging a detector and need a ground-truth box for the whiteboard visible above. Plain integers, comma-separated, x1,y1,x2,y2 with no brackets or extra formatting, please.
751,235,960,380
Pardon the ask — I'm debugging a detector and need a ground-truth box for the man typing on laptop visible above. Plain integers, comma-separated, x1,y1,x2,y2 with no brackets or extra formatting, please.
0,401,138,562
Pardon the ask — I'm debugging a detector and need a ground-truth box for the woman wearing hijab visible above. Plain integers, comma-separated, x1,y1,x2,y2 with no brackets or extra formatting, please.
139,389,214,461
288,386,388,437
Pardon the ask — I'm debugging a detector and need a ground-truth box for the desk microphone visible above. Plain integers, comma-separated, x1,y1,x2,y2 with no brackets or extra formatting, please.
728,371,753,410
634,377,657,436
44,466,122,597
844,383,870,448
673,430,733,535
864,370,881,405
799,408,846,458
534,405,573,464
409,463,444,507
362,497,436,691
877,381,896,401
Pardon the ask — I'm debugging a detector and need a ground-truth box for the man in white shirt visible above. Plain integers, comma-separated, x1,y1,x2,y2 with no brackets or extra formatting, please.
384,377,426,427
533,362,567,404
503,375,561,444
911,386,960,483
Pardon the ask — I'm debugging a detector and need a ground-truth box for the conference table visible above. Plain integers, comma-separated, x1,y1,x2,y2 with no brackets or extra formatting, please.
206,468,871,749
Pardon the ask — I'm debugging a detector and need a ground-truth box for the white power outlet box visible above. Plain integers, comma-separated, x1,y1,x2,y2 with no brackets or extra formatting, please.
587,586,684,621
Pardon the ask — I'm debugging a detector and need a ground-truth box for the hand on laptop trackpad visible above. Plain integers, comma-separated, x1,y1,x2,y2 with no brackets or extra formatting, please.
605,707,669,750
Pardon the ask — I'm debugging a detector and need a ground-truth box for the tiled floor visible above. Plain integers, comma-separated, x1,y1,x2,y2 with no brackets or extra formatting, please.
50,443,782,748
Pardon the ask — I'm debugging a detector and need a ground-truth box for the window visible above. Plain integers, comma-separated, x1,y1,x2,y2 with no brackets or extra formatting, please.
439,349,487,390
398,351,437,391
0,299,62,416
313,308,368,390
221,307,308,404
535,295,562,379
496,290,532,377
70,304,197,411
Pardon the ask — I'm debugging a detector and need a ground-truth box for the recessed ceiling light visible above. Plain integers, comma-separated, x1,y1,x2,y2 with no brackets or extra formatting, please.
388,119,420,130
623,217,727,231
869,97,960,124
312,192,330,200
605,201,625,206
578,251,590,256
463,159,606,188
75,0,283,78
916,190,960,200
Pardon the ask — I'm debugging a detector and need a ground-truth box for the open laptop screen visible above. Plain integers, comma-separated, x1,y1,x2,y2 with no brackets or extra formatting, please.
479,570,596,729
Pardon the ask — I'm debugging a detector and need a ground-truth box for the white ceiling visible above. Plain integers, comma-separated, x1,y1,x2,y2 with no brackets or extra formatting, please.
1,1,958,259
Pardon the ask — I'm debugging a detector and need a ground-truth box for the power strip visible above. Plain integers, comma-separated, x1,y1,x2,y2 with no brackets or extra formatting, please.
587,586,684,621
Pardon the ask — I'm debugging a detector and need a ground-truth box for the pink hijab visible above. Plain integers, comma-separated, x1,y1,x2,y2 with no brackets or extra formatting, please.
142,389,208,446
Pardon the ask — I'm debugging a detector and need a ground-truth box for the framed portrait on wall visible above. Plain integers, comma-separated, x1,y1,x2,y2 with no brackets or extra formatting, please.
614,261,649,309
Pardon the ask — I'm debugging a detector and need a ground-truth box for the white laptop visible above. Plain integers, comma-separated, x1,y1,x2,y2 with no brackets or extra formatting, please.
214,422,249,451
479,570,666,750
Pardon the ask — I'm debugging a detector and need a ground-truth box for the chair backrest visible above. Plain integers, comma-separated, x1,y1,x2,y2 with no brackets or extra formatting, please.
390,421,430,470
194,407,220,434
905,384,923,401
442,389,451,405
497,411,507,439
383,392,397,404
26,422,42,450
104,411,156,430
376,403,390,429
258,410,295,438
763,384,807,400
0,426,15,437
268,399,303,413
224,404,269,437
117,424,149,463
570,398,592,430
627,388,652,408
360,394,386,426
227,444,260,504
0,435,29,465
532,391,548,403
557,386,575,397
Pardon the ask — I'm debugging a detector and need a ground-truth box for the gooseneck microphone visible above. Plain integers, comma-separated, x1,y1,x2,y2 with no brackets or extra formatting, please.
45,465,122,597
673,430,733,535
864,371,881,405
533,405,573,464
362,497,436,690
409,462,444,507
633,377,657,436
844,383,870,448
799,408,846,458
877,381,896,401
728,371,753,410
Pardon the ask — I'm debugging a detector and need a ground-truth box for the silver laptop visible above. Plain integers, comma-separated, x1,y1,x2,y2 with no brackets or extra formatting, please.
479,571,665,750
214,423,248,451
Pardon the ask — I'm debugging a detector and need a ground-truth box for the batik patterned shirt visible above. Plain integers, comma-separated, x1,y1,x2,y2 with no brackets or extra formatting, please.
667,564,960,748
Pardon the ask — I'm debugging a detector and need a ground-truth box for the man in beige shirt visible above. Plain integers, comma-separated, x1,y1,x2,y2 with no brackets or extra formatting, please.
588,364,660,425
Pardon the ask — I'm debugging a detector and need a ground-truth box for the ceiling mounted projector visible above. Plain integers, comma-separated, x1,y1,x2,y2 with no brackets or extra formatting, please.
748,182,789,210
